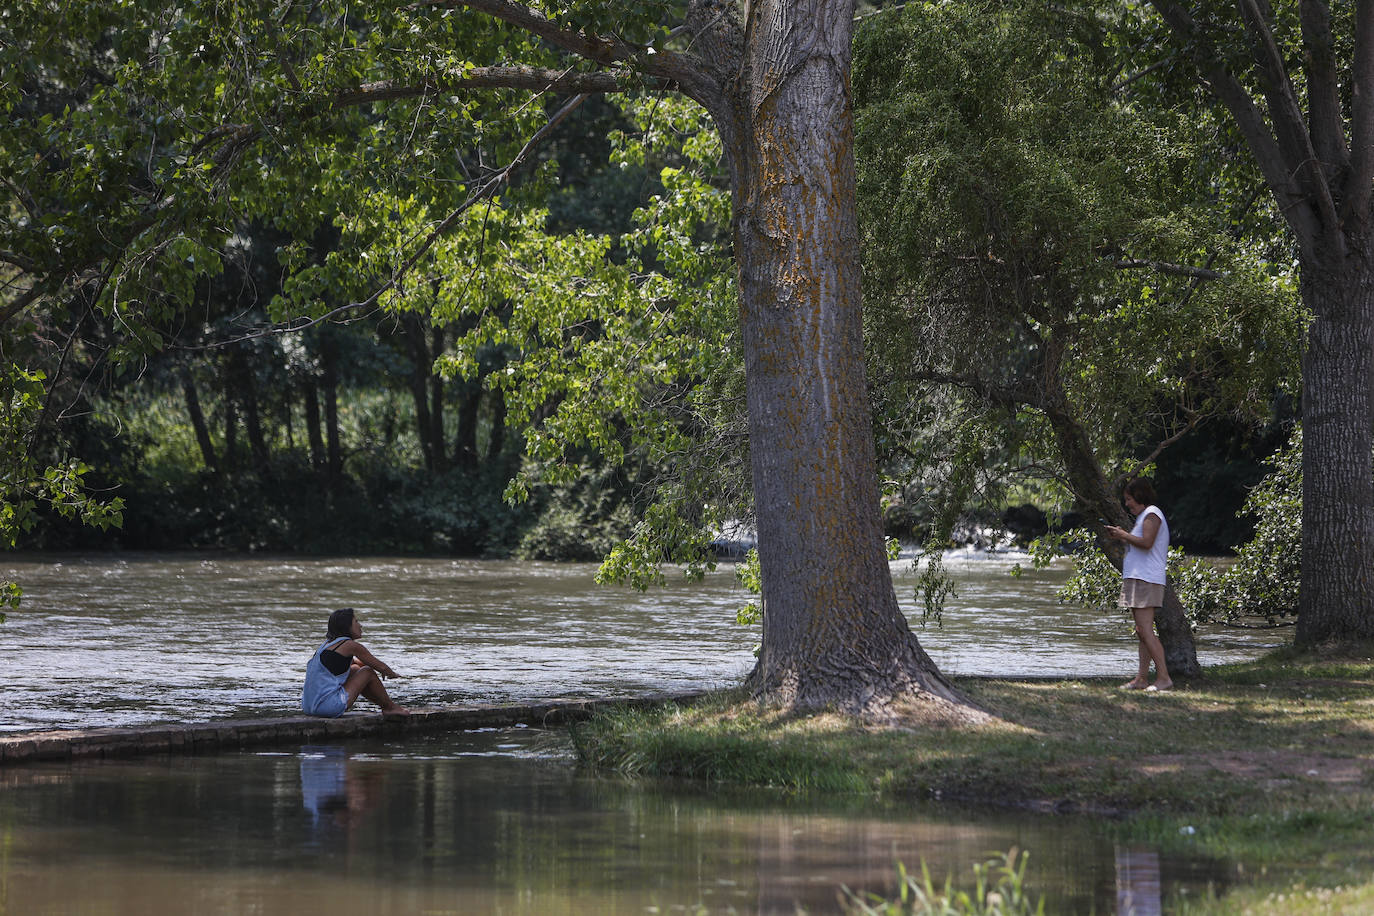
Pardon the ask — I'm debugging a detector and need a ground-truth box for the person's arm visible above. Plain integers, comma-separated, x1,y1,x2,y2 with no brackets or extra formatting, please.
1106,512,1161,548
339,640,400,679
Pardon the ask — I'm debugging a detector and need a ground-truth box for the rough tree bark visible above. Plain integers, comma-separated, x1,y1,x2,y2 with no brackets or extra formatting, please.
1296,245,1374,644
1150,0,1374,646
686,0,974,716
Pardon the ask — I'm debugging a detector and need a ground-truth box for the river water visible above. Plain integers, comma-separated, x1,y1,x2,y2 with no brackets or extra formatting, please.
1,551,1274,914
2,550,1279,733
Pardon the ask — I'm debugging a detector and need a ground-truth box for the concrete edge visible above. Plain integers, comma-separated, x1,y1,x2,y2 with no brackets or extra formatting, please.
0,691,706,766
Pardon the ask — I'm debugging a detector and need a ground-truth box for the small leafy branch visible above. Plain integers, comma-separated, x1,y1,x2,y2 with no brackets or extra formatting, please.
2,365,124,620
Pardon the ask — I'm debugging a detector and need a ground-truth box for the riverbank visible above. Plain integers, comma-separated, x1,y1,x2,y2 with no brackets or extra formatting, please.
573,644,1374,914
0,693,701,764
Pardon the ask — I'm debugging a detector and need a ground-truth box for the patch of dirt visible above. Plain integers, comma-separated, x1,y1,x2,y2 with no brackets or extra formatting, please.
1133,750,1369,790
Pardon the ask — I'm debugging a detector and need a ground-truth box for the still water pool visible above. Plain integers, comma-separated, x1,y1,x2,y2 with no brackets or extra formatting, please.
2,551,1280,732
0,727,1235,915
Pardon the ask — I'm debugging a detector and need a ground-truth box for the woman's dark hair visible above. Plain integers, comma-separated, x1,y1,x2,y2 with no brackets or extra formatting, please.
326,607,356,640
1123,477,1158,506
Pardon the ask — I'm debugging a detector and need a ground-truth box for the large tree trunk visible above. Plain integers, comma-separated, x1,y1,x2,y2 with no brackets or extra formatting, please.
704,0,977,719
1295,248,1374,645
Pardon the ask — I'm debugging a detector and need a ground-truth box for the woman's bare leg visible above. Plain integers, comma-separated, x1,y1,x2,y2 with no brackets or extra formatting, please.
344,666,410,715
1131,607,1172,690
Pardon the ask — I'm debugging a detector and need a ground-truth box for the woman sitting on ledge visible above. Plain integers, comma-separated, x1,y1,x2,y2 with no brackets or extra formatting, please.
301,607,410,718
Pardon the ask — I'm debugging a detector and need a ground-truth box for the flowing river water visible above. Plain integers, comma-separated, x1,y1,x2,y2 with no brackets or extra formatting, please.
2,551,1282,914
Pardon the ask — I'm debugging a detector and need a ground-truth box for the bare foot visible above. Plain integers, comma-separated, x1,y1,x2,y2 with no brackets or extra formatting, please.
1120,679,1149,690
382,705,411,717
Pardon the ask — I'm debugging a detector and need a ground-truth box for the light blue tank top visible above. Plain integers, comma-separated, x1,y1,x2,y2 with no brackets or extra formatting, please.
301,636,351,716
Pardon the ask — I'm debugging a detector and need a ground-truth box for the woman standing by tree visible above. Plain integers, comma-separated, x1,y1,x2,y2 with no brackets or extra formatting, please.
1107,479,1174,692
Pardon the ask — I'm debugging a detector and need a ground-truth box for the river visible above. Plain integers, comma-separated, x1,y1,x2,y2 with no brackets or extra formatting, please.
1,551,1277,914
2,550,1280,732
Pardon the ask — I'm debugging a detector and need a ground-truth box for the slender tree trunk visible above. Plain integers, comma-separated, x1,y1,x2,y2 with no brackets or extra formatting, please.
429,325,446,472
454,380,481,469
232,348,269,474
179,363,218,473
704,0,976,718
401,315,437,471
321,330,343,482
222,362,239,470
486,388,507,464
1043,401,1201,677
303,379,324,471
1295,246,1374,645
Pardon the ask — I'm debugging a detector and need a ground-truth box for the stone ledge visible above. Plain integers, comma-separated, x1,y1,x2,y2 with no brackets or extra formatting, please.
0,692,703,766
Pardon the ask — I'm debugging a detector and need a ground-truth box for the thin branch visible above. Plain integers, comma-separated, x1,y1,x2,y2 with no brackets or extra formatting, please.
1138,408,1204,466
407,0,713,101
0,284,44,326
1109,56,1174,94
1113,259,1224,281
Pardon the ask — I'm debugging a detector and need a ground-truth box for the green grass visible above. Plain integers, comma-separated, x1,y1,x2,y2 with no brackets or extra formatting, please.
573,644,1374,914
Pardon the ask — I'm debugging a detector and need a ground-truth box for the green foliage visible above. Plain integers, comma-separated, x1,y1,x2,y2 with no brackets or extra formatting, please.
842,851,1045,916
1,364,124,616
854,0,1302,542
516,460,638,562
913,543,958,628
1031,427,1301,625
1172,427,1302,625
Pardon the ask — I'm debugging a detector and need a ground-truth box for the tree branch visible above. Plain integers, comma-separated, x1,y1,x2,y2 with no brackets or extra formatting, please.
1149,0,1324,257
186,93,593,349
407,0,716,103
896,369,1047,412
333,65,642,106
1238,0,1342,237
410,0,638,68
0,283,44,327
1113,258,1224,281
1299,0,1349,171
1347,0,1374,222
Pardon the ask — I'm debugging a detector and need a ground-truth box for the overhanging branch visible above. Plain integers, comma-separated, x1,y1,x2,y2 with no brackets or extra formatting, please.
186,93,593,349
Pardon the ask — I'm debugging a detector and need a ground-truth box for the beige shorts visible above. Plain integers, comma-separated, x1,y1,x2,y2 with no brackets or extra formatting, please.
1119,578,1164,609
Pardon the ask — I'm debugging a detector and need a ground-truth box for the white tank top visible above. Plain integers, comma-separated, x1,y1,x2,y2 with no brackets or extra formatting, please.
1122,505,1169,585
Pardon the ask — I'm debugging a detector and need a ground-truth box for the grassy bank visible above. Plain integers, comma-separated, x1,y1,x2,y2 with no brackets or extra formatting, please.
573,646,1374,913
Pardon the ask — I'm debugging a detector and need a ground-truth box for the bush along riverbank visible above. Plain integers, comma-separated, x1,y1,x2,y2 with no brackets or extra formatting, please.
572,645,1374,915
